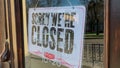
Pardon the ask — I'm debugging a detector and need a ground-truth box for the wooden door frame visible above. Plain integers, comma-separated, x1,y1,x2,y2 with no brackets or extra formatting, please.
14,0,110,68
105,0,120,68
0,0,20,68
104,0,109,68
109,0,120,68
14,0,25,68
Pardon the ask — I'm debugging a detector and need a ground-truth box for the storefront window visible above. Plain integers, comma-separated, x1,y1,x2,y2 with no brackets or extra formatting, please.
25,0,104,68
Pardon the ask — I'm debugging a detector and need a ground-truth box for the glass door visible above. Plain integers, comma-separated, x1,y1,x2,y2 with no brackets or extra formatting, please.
23,0,104,68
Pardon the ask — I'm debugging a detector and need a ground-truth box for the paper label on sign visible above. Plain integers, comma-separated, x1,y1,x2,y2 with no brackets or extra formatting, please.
28,6,86,68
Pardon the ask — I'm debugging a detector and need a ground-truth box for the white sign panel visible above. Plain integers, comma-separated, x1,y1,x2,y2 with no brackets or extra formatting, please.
28,6,86,68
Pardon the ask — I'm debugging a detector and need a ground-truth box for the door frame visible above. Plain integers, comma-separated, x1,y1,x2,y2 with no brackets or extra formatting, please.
14,0,25,68
13,0,110,68
1,0,20,68
104,0,109,68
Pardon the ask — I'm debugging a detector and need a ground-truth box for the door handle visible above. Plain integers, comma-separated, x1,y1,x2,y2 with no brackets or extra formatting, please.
1,41,10,62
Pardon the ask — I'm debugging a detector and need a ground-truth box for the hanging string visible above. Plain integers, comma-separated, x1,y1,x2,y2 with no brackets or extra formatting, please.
34,0,74,10
66,0,74,9
67,0,72,6
34,0,40,10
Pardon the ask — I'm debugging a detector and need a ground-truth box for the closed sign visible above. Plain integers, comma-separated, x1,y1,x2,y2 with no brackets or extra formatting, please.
28,6,86,68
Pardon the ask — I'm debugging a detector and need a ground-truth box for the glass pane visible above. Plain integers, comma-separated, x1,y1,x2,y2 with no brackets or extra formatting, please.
25,0,104,68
